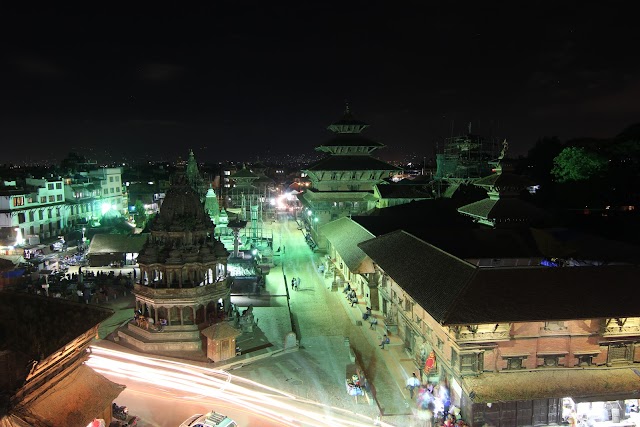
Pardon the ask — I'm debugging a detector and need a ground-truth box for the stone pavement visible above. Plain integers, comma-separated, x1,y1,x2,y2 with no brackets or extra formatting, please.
85,218,423,425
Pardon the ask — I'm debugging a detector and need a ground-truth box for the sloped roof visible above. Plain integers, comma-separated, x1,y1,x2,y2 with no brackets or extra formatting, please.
358,230,640,325
375,183,432,199
473,172,535,190
358,230,477,323
463,367,640,403
319,217,375,273
305,156,401,172
446,265,640,324
87,233,149,254
24,365,124,427
457,197,548,224
319,134,384,147
230,168,259,179
201,322,242,340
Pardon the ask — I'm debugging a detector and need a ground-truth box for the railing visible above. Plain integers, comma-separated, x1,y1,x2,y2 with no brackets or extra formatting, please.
134,280,228,299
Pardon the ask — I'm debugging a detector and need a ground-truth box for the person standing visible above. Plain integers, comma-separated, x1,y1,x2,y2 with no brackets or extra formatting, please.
406,372,420,399
297,277,301,290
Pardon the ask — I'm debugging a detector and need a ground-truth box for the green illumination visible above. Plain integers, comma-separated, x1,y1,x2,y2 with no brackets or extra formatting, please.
307,210,312,216
252,249,258,255
313,217,318,222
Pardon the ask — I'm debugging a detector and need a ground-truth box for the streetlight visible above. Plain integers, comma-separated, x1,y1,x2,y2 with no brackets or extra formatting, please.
82,227,86,248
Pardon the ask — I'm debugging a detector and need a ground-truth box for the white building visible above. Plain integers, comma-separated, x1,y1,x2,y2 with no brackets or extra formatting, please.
88,167,127,218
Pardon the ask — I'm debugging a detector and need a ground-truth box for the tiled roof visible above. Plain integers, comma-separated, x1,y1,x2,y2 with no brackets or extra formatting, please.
201,322,242,340
457,197,548,224
305,156,401,172
231,168,259,179
447,265,640,324
25,365,124,427
473,172,535,189
375,183,432,199
358,230,477,323
463,368,640,403
87,233,149,254
319,217,375,273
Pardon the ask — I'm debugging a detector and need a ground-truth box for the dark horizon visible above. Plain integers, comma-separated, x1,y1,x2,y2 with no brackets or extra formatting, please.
2,3,639,164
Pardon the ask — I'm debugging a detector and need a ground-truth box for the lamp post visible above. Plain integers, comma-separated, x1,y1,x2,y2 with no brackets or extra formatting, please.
82,227,86,249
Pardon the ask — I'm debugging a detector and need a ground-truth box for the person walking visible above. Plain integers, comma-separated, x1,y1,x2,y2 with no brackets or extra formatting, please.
406,372,420,399
291,278,297,291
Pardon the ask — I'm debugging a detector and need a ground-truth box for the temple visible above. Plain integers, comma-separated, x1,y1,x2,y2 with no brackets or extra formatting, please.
117,165,231,356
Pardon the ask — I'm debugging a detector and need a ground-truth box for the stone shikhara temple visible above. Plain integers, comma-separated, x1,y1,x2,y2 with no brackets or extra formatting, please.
118,166,232,355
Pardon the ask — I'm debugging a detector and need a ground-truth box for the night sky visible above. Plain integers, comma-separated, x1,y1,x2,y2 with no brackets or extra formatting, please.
1,3,639,164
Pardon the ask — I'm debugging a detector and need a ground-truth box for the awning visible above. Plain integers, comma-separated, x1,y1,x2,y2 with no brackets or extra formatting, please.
463,368,640,404
19,365,125,427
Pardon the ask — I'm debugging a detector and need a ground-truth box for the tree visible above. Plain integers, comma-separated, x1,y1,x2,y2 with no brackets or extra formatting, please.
134,200,147,228
551,147,608,183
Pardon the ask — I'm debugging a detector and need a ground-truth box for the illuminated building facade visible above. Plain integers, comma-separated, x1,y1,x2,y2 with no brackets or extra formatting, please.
0,178,67,247
87,167,127,219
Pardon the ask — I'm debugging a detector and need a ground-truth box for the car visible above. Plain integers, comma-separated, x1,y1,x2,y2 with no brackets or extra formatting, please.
179,411,237,427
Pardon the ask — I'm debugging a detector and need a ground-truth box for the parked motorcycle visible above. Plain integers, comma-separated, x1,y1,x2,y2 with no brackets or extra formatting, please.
112,403,128,421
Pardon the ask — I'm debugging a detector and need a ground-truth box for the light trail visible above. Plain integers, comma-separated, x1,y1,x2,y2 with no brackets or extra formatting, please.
86,346,396,427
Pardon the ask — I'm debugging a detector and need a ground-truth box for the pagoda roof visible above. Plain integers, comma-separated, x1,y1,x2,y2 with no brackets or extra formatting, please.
305,155,401,172
318,134,385,148
375,183,432,199
474,172,536,190
230,168,259,179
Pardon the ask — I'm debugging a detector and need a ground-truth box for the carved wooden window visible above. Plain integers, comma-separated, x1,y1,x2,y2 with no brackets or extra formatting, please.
505,356,526,370
460,352,483,373
436,337,444,350
608,343,631,363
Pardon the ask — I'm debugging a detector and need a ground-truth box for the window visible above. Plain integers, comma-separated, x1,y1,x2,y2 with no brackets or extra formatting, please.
40,196,47,203
48,209,52,219
48,195,55,202
29,212,34,222
56,208,60,217
13,196,25,207
505,356,526,370
541,356,559,367
18,213,26,223
55,183,62,189
109,176,114,182
29,226,34,235
576,354,594,367
47,183,54,190
608,343,631,364
460,352,484,374
116,187,120,193
110,187,114,193
451,349,458,367
56,194,62,201
39,211,44,220
436,337,444,350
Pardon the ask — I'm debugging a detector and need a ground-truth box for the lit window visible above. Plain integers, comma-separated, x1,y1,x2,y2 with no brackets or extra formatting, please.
48,195,55,202
40,196,47,203
13,196,25,207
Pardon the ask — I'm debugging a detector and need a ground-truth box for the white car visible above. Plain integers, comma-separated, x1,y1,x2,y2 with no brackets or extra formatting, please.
179,411,237,427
